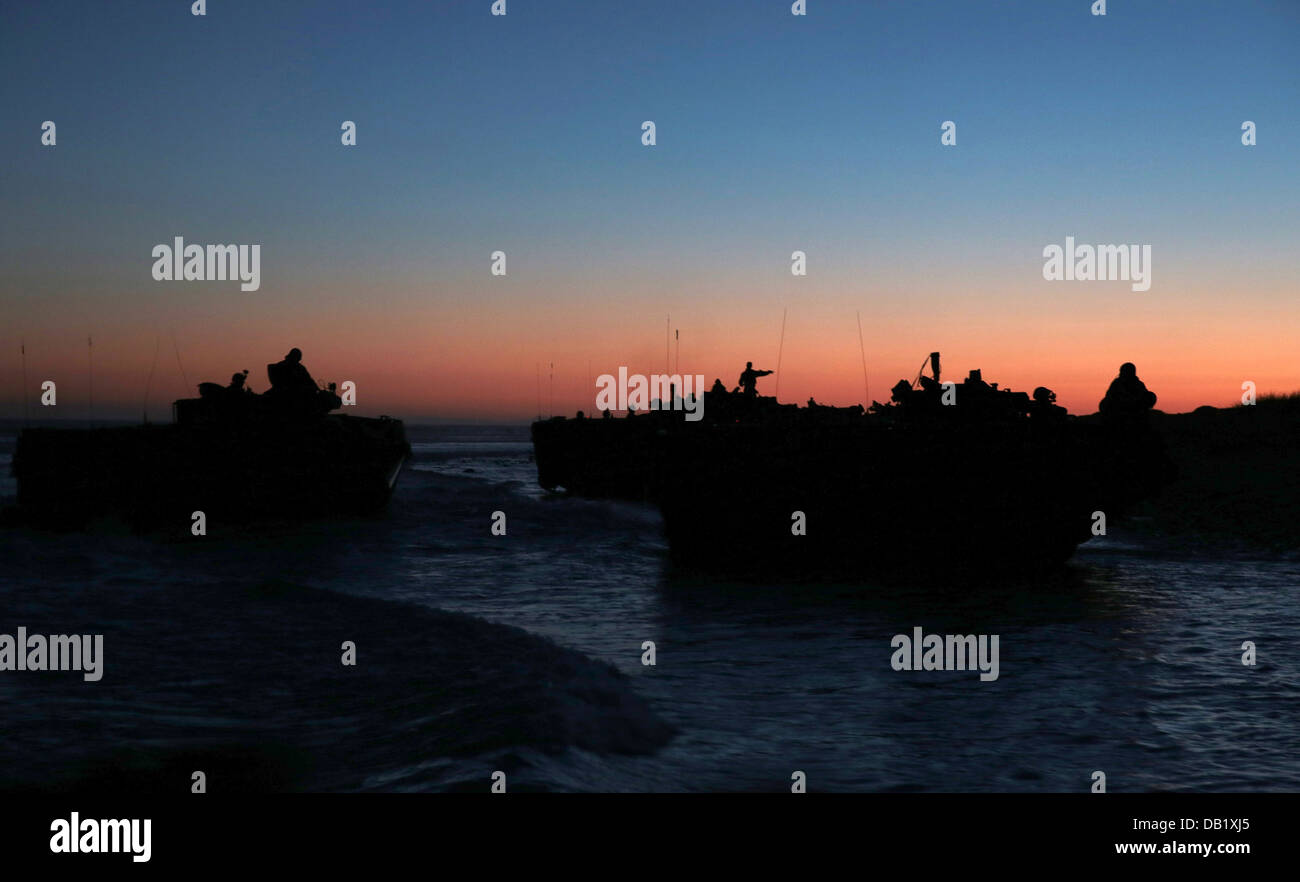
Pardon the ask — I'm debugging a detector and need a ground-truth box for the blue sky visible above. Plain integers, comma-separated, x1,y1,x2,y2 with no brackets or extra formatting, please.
1,0,1297,418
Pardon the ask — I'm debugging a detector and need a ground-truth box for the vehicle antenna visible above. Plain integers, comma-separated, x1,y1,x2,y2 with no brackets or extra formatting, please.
774,308,788,400
143,336,161,423
171,330,190,396
856,311,869,405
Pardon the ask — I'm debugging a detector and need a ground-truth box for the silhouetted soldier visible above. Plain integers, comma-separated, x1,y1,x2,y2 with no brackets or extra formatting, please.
738,362,773,399
962,369,990,394
1031,386,1067,423
1099,362,1157,424
268,348,317,395
890,379,913,406
266,348,331,416
1099,364,1167,497
226,370,251,394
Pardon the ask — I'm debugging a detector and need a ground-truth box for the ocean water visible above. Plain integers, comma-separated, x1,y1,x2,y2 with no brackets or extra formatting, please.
1,424,1298,792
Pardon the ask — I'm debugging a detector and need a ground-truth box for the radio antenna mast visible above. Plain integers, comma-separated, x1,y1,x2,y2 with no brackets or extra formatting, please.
143,336,161,423
171,330,190,396
774,308,788,400
856,311,869,405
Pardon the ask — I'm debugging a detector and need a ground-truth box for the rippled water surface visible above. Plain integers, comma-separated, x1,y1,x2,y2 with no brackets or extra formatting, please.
2,425,1297,791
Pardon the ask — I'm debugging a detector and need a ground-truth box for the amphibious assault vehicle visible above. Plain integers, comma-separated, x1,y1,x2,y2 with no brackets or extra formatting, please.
531,353,1172,577
12,381,409,529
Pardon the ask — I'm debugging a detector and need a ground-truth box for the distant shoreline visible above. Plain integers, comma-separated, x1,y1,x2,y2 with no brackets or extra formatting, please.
1128,398,1300,553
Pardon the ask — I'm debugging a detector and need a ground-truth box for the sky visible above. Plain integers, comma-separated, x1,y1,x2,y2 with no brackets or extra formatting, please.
1,0,1297,422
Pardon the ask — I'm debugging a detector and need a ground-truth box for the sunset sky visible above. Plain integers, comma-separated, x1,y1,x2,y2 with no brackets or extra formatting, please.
2,0,1297,422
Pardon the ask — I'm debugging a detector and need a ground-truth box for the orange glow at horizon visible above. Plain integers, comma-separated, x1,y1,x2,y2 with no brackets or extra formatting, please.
4,272,1297,423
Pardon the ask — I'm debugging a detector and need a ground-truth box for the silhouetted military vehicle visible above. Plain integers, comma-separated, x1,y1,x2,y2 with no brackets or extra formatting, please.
13,377,409,529
532,353,1173,577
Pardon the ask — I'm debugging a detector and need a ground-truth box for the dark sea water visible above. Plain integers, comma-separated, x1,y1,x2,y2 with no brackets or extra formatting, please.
1,424,1298,792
